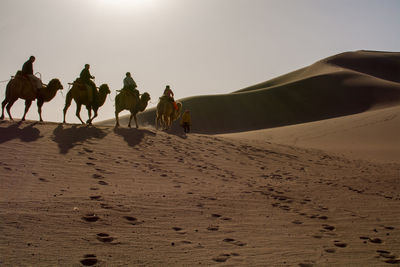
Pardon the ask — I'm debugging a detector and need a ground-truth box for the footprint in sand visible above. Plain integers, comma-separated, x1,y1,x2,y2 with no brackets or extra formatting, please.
92,174,103,179
80,254,97,266
90,195,103,201
38,178,49,182
124,216,142,225
83,148,93,153
385,259,400,264
292,220,303,225
322,224,335,231
96,233,115,243
378,251,400,264
95,168,113,174
324,248,336,253
384,226,395,230
86,162,95,166
223,238,247,247
369,237,383,244
212,254,231,263
376,250,397,261
207,225,219,231
333,241,347,248
82,213,100,222
98,181,108,186
172,227,186,234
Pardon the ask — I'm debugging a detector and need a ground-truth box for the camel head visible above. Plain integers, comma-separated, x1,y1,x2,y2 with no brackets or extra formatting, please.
48,78,63,91
140,92,151,103
99,84,111,96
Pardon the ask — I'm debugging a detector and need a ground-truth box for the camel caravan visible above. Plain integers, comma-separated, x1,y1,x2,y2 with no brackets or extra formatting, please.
1,56,187,131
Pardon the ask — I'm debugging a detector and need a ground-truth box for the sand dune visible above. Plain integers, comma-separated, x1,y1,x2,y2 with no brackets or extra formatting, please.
1,50,400,266
221,105,400,163
0,121,399,266
101,50,400,134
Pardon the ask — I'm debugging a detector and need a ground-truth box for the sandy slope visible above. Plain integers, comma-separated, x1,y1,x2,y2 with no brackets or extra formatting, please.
221,105,400,164
0,121,400,266
101,50,400,134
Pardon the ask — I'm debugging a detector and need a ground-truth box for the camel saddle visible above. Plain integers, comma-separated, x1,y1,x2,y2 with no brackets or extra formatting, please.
14,70,29,81
69,78,89,91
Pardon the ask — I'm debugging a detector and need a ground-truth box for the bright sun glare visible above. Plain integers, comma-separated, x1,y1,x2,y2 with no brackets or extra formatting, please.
99,0,155,8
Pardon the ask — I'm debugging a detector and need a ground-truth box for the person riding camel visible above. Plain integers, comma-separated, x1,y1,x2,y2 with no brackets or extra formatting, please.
123,72,139,98
163,85,178,110
79,64,96,102
21,56,42,95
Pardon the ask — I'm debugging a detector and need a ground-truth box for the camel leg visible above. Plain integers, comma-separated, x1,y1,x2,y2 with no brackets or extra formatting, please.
128,113,133,128
1,98,8,120
5,98,17,121
164,115,170,130
63,91,73,123
160,115,166,130
155,114,160,130
37,99,44,122
88,109,97,125
86,106,92,124
75,104,85,124
133,113,139,129
115,109,120,127
21,100,32,121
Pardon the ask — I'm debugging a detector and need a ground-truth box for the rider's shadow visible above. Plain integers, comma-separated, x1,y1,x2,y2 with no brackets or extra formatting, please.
113,127,156,147
52,124,108,154
0,122,42,144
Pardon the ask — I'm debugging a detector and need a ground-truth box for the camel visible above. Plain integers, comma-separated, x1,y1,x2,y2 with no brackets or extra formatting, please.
115,90,151,128
63,80,110,125
1,75,63,121
155,96,182,130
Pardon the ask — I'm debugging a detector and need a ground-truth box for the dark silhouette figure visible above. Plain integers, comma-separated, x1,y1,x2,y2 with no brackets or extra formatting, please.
80,64,97,102
180,110,191,133
21,55,42,94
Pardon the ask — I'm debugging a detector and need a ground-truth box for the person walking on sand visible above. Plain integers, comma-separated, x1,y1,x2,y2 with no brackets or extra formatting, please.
79,64,96,102
21,55,42,94
180,110,191,133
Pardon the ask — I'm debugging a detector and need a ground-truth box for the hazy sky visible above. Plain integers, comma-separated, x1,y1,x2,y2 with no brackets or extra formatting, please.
0,0,399,123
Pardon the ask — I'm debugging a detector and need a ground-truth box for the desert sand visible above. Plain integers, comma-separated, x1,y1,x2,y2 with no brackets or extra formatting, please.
1,50,400,266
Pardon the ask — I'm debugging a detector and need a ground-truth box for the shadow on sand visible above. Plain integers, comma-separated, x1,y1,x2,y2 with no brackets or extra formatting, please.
113,127,156,147
0,121,42,144
160,124,188,139
52,124,109,154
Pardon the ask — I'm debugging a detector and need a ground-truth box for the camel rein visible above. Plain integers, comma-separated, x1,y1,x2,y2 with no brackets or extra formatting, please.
0,78,10,84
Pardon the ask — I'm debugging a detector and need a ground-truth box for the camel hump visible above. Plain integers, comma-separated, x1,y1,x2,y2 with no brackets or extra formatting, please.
14,70,26,80
72,78,89,91
74,78,84,85
159,95,172,101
